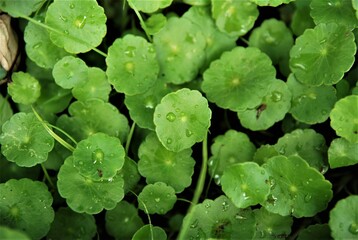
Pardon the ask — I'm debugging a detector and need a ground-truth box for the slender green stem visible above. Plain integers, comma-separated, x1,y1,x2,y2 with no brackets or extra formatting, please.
178,133,208,240
125,122,136,155
177,198,194,205
46,123,78,145
19,14,108,58
240,37,250,46
41,163,55,190
31,106,75,152
127,0,153,42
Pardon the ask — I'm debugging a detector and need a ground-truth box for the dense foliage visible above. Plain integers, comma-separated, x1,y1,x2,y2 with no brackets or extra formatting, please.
0,0,357,239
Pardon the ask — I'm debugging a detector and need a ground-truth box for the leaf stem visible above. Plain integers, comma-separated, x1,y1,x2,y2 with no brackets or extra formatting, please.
125,122,136,155
40,163,55,190
127,0,153,42
19,14,108,58
46,123,78,146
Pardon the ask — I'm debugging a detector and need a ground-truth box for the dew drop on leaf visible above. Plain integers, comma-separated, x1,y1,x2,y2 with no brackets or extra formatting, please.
271,91,282,102
33,43,41,49
185,129,193,137
155,198,160,202
69,3,75,9
74,15,87,29
190,219,198,228
166,112,176,122
304,194,312,202
59,15,67,22
222,200,229,211
293,63,307,71
349,223,358,235
166,138,173,144
124,46,136,57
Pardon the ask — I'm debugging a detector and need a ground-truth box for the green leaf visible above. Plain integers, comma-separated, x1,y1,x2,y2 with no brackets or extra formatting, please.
289,23,356,86
153,16,207,84
330,95,358,143
262,155,333,218
52,56,88,89
202,47,276,111
329,195,358,238
274,129,328,172
138,133,195,193
47,207,97,240
73,133,125,181
253,207,293,239
237,79,292,130
249,18,294,64
290,0,315,36
106,34,159,95
212,0,259,37
138,182,177,215
253,145,279,165
0,94,13,134
297,224,332,240
354,0,358,19
221,162,270,208
250,0,294,7
153,88,211,152
184,0,210,6
24,16,69,69
45,0,107,53
132,225,167,240
328,138,358,168
180,195,256,239
310,0,358,29
0,154,41,182
72,67,111,102
0,179,54,239
57,157,125,214
0,226,30,240
105,201,144,240
208,130,256,184
128,0,172,13
0,112,54,167
8,72,41,105
118,157,141,194
144,13,167,35
287,73,337,124
0,0,43,17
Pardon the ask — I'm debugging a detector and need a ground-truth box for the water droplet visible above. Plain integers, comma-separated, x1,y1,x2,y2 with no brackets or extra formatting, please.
74,15,87,29
293,63,307,71
278,145,286,154
92,149,105,164
319,39,327,44
108,178,113,182
155,198,160,202
64,30,69,35
235,214,246,220
349,223,358,234
271,91,282,102
190,219,198,228
59,15,67,22
166,138,172,144
222,200,229,211
214,174,221,185
33,43,42,49
145,101,154,109
185,129,193,137
166,112,176,122
69,3,75,9
124,46,136,58
78,161,84,165
304,194,312,202
204,202,211,208
147,46,155,53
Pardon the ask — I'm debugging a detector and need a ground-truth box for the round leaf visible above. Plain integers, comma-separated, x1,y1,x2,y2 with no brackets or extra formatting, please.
290,1,315,36
144,13,167,35
0,179,54,239
132,225,167,240
73,133,125,181
47,207,97,240
118,157,141,194
52,56,88,89
250,0,294,6
138,182,177,215
153,88,211,152
202,47,276,111
289,23,356,86
0,0,43,17
221,162,270,208
57,157,125,214
106,34,159,95
328,138,358,168
212,0,259,37
128,0,172,13
287,73,337,124
329,195,358,239
8,72,41,105
105,201,144,240
45,0,106,53
330,95,358,143
0,226,30,240
0,112,54,167
262,155,333,218
138,133,195,193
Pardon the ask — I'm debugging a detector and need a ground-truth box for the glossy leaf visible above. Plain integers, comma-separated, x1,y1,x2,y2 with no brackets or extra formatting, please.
138,182,177,215
0,94,13,134
0,112,54,167
153,16,206,84
328,138,358,168
153,88,211,152
0,0,43,17
329,195,358,238
8,72,41,105
138,133,195,193
73,133,125,181
132,225,167,240
262,155,333,218
144,13,167,35
202,47,276,111
180,195,256,239
289,23,356,86
0,179,54,239
330,95,358,143
57,157,125,214
290,0,315,36
106,34,159,95
45,0,106,53
47,207,97,240
287,73,337,124
118,157,141,194
128,0,172,13
237,79,292,130
212,0,259,37
52,56,88,89
250,0,294,7
221,162,270,208
208,130,256,184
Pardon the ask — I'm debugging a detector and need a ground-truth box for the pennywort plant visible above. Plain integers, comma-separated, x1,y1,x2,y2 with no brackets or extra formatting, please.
0,0,357,239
